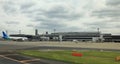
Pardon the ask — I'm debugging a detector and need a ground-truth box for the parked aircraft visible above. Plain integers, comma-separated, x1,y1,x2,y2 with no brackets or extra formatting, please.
2,31,28,41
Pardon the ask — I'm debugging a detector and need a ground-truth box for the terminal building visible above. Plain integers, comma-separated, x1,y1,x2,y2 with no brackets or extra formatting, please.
41,32,112,42
10,30,120,42
39,32,120,42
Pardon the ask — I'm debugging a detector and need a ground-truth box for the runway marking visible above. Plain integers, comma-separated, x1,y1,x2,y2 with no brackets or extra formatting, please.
0,54,41,64
20,59,40,63
0,55,25,64
4,54,18,56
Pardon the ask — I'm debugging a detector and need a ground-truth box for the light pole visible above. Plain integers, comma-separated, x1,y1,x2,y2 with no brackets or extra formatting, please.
54,29,56,34
97,28,100,33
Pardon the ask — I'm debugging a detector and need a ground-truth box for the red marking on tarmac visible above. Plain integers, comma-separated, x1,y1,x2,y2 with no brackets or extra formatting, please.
72,52,83,57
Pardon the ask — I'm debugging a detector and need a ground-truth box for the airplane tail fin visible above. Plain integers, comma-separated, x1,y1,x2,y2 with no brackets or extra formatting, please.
2,31,9,39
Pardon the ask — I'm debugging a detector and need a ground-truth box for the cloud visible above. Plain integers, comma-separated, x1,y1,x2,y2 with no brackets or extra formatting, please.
0,0,120,35
27,24,34,27
92,8,120,18
5,21,19,24
43,6,82,20
20,4,83,32
22,5,83,21
106,0,120,6
36,22,65,30
91,0,120,18
1,1,19,15
35,20,81,32
84,21,110,29
20,3,35,10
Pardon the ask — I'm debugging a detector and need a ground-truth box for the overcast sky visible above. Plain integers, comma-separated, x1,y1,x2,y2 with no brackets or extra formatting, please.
0,0,120,35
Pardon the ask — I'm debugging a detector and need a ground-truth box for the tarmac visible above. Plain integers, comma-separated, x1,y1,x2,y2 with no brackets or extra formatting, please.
0,41,120,64
0,51,68,64
0,41,120,50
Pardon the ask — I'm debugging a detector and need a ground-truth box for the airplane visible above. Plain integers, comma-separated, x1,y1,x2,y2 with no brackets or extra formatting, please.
9,29,44,41
2,31,28,41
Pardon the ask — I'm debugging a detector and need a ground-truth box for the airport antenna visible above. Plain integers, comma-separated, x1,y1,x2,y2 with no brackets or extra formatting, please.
35,29,38,35
97,28,100,33
53,29,56,36
54,29,56,33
